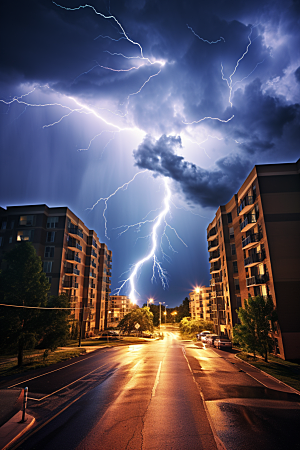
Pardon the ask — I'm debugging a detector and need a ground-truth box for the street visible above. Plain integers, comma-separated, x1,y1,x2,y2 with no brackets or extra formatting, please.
3,328,300,450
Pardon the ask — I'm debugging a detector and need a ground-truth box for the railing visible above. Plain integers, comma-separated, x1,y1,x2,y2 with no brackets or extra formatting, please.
76,242,82,251
90,272,96,278
106,271,112,277
240,214,257,231
242,232,262,249
91,249,97,258
207,226,217,240
65,267,80,276
246,273,269,286
68,225,83,238
65,252,81,264
89,283,95,289
62,280,78,288
210,262,221,273
208,238,218,250
209,250,220,261
244,251,265,267
91,260,97,268
238,196,254,214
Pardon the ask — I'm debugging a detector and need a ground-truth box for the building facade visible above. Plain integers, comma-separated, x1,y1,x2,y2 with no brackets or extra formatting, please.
207,159,300,359
0,204,112,335
189,287,212,321
107,295,137,328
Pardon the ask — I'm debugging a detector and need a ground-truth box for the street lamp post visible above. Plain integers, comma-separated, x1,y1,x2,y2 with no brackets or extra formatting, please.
164,305,168,324
147,298,154,307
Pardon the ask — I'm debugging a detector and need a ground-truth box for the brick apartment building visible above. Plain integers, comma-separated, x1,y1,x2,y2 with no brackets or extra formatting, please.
0,204,112,335
207,159,300,359
189,286,212,322
107,295,137,328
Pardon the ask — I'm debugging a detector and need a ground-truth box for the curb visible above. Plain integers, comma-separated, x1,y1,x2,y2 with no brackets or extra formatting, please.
0,411,35,450
234,354,300,395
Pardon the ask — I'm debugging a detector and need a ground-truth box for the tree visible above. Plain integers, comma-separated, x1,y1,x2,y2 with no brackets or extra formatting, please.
118,307,154,335
0,242,70,366
233,295,277,362
179,317,214,338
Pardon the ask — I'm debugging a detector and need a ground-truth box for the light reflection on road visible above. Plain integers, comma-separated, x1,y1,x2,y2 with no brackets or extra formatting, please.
127,344,143,352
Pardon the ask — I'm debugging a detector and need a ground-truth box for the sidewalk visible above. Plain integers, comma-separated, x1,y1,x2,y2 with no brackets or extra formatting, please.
0,411,35,450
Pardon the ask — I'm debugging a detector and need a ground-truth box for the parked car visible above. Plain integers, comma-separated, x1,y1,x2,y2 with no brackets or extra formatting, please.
98,331,119,340
197,331,211,341
214,338,232,350
206,334,221,345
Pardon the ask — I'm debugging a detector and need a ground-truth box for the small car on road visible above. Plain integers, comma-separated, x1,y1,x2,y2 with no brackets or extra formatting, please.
197,331,211,342
214,338,232,350
206,334,221,345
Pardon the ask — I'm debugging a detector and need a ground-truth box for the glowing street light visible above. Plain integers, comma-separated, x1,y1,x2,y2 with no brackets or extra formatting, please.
147,297,154,307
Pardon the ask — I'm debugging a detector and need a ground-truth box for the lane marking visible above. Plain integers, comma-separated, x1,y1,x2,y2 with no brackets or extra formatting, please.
7,350,108,388
27,364,108,401
151,361,162,397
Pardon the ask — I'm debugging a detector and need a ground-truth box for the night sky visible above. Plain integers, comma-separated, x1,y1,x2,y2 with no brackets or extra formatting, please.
0,0,299,307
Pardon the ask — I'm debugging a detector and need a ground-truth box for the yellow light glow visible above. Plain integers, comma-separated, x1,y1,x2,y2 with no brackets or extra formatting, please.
195,287,200,294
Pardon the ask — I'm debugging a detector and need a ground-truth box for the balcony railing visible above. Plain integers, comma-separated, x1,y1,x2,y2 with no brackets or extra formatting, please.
68,225,84,239
240,214,257,231
65,267,80,276
209,250,220,262
238,195,255,215
208,238,219,251
207,226,217,240
210,261,221,273
91,260,97,268
242,232,262,249
246,273,269,287
244,251,265,267
106,271,112,277
62,280,78,288
91,249,97,258
89,272,96,278
89,283,95,289
66,252,81,264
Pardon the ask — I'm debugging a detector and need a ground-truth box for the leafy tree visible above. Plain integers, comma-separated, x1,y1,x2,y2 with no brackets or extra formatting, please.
175,297,190,322
0,242,70,365
38,294,71,351
118,307,154,335
179,317,214,338
233,295,277,362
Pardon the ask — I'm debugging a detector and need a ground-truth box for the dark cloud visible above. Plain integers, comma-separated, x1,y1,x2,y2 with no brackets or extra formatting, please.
133,134,251,207
295,67,300,83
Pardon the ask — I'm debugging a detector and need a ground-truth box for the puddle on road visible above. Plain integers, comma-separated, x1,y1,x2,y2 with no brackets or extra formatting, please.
223,385,300,402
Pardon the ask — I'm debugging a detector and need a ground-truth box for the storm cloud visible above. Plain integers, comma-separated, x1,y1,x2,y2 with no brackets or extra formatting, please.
133,134,251,207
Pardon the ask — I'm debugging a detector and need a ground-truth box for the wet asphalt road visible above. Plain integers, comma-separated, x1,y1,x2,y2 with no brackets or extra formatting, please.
4,329,300,450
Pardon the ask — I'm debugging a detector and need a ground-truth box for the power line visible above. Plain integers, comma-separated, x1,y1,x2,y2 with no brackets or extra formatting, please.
0,303,82,310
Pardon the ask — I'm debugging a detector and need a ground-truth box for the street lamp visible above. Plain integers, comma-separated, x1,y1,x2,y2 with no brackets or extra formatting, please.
164,305,168,324
171,311,177,323
147,297,154,307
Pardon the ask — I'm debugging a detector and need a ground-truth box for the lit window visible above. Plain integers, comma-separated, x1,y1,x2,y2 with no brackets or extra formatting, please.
47,217,59,228
17,230,33,241
19,215,35,226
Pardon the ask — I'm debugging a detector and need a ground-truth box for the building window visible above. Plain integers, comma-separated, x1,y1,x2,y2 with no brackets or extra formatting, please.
47,217,59,228
45,246,55,257
1,221,7,230
10,221,14,229
17,230,33,241
9,236,13,244
227,212,232,223
234,279,240,292
47,276,52,285
229,227,234,239
231,243,236,255
43,261,53,273
46,231,55,242
233,261,238,273
0,236,2,247
19,215,35,226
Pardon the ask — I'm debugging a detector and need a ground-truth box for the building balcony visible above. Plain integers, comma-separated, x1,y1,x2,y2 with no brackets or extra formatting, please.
210,261,221,273
207,226,217,241
68,225,84,239
246,273,269,287
107,262,112,269
244,251,265,268
89,272,96,278
91,248,97,258
211,290,223,298
65,267,80,276
242,232,262,250
62,280,78,289
238,195,255,216
91,260,97,268
89,293,95,299
106,271,112,277
89,282,95,289
209,250,220,262
208,238,219,252
65,252,82,264
240,214,257,232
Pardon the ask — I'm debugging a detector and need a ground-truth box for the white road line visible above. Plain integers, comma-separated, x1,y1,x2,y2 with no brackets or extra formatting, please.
7,350,107,388
27,363,107,401
151,361,162,397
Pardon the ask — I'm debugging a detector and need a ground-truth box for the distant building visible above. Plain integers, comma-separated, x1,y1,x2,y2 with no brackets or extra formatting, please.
189,286,212,321
107,295,137,328
207,159,300,359
0,204,112,335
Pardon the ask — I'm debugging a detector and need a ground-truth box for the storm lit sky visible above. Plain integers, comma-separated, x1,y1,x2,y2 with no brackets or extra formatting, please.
0,0,299,307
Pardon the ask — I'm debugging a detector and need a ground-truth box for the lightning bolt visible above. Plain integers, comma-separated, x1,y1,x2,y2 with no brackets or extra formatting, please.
187,24,225,44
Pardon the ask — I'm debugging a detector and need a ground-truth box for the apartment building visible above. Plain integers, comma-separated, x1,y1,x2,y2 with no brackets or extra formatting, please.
189,286,212,321
207,159,300,359
107,295,137,328
0,204,112,335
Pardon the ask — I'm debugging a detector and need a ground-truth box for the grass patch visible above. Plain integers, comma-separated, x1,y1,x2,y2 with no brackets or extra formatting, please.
237,352,300,392
0,348,85,377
